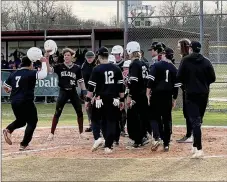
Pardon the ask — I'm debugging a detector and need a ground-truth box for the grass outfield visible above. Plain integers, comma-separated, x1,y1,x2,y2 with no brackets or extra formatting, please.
1,103,227,127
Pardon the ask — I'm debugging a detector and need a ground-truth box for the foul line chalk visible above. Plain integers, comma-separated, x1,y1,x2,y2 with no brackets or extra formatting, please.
2,145,67,157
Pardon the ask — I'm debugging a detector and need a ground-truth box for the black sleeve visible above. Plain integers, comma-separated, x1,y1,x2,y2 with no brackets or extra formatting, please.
172,67,180,100
3,73,13,89
147,64,156,89
53,64,60,74
76,67,84,83
116,68,124,94
176,59,186,87
206,59,216,84
88,68,98,92
128,63,140,96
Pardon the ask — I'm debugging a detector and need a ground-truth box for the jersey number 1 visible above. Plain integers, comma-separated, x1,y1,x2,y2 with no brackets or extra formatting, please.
15,76,21,88
165,70,169,82
104,71,114,84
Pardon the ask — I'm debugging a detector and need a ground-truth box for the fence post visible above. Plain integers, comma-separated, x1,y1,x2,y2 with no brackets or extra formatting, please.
124,0,128,61
200,0,204,54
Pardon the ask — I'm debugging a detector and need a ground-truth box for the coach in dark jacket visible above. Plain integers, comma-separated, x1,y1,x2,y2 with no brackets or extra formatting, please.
81,51,96,132
177,41,216,158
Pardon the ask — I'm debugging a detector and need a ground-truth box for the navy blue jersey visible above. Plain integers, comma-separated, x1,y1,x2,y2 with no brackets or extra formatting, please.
88,63,124,98
128,59,148,97
147,61,180,99
4,68,37,102
53,63,84,89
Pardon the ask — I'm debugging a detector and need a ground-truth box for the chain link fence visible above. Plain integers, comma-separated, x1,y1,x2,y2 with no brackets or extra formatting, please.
127,1,227,112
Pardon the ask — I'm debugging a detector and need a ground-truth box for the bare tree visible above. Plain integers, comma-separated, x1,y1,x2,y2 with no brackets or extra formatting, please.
156,1,200,27
1,1,14,30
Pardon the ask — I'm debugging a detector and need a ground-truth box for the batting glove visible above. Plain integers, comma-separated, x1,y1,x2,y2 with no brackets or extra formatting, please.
113,98,120,107
130,100,136,108
95,99,103,109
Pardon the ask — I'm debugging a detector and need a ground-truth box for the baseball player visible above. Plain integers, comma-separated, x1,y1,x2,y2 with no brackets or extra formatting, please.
85,47,125,154
126,41,149,148
47,48,88,140
3,56,48,150
177,41,216,158
176,38,193,143
81,51,96,132
111,45,124,69
147,46,180,152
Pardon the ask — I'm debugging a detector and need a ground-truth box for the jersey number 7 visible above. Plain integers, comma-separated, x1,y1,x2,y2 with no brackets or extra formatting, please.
15,76,21,88
104,71,114,84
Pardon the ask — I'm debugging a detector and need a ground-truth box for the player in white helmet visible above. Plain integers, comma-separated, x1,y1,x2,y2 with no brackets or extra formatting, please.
126,41,149,148
111,45,124,70
108,55,116,64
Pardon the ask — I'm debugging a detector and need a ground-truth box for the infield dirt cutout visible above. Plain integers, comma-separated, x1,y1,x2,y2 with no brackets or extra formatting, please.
2,127,227,181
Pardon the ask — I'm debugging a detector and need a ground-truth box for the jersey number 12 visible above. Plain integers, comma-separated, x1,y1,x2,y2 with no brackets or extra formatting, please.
104,71,114,84
15,76,21,88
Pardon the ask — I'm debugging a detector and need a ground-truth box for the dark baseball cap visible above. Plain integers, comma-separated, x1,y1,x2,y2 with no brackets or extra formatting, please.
165,47,174,55
97,46,109,56
189,41,201,51
85,51,95,58
148,42,159,51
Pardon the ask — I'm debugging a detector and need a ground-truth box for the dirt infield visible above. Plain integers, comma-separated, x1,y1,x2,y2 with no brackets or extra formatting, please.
2,127,227,159
2,127,227,181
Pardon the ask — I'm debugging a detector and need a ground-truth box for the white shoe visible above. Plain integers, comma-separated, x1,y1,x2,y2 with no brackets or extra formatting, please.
79,133,89,140
151,140,161,151
91,138,104,152
191,147,197,154
185,136,193,143
104,147,113,154
47,133,54,141
192,150,204,159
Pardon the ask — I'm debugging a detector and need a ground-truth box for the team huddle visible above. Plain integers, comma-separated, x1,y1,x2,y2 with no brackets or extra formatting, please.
3,38,216,158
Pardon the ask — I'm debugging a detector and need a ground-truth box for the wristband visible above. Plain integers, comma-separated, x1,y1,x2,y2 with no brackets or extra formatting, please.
120,98,124,102
85,97,91,102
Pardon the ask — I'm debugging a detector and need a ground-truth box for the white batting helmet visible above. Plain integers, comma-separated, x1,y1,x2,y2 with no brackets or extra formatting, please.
126,41,140,55
108,55,116,64
44,39,58,55
111,45,124,56
27,47,43,62
122,60,131,68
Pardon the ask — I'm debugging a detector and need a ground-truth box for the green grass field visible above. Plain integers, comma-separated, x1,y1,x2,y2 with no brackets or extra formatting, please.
1,103,226,127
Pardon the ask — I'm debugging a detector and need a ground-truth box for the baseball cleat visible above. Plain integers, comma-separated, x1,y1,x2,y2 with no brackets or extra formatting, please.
191,150,204,159
141,137,150,146
19,145,29,151
85,127,92,132
191,147,197,154
79,133,89,140
104,147,113,154
176,136,193,143
3,129,12,145
91,138,104,152
164,146,169,152
47,133,54,141
151,140,161,151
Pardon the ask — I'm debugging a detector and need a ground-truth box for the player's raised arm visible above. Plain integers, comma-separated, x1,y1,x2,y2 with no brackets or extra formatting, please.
36,57,48,80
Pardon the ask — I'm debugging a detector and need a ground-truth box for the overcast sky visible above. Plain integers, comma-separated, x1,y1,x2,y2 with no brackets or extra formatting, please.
70,1,225,23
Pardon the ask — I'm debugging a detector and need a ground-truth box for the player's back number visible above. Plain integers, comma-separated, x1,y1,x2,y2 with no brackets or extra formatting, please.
15,76,21,88
104,71,114,84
